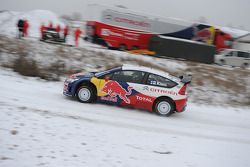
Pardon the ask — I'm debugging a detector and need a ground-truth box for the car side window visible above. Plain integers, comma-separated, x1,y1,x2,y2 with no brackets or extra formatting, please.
225,51,233,57
147,74,177,88
237,51,250,58
98,73,113,80
112,70,145,84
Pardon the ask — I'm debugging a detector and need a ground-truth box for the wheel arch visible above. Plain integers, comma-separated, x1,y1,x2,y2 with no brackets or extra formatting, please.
74,80,97,96
152,96,176,111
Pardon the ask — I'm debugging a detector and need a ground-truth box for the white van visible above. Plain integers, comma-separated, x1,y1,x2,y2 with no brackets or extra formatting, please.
214,49,250,69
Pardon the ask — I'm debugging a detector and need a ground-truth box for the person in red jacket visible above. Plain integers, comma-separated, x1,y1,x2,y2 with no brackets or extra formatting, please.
55,24,61,39
63,25,69,42
40,23,46,40
48,21,53,28
74,27,81,47
23,20,29,37
56,24,61,33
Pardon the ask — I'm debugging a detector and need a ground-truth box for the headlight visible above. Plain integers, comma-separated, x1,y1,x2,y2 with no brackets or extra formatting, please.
66,78,80,83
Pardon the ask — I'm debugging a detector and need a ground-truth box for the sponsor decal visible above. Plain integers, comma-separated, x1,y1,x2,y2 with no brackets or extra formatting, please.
143,86,177,96
136,95,152,103
101,29,123,37
114,17,151,28
101,29,139,40
100,96,118,102
192,27,214,44
102,81,133,104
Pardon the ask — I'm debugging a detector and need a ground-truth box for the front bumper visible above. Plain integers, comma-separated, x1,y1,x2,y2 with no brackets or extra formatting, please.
63,80,74,96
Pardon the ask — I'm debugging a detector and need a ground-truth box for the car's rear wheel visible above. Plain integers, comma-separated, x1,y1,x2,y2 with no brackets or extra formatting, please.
76,85,96,103
241,63,249,69
118,44,127,51
220,59,225,65
154,98,174,117
131,46,139,50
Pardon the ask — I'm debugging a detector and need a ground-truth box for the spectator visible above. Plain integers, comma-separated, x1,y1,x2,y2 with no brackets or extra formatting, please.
23,20,29,37
56,24,61,33
74,27,81,47
40,23,46,40
48,21,53,28
63,25,69,42
17,19,24,38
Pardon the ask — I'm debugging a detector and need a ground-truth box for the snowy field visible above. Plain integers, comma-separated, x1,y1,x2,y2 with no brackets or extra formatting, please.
1,68,250,167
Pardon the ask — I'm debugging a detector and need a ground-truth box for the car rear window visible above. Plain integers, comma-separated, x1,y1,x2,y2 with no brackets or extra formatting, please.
147,74,177,88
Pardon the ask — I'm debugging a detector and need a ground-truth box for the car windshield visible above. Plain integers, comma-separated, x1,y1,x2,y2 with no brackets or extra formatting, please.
95,66,122,77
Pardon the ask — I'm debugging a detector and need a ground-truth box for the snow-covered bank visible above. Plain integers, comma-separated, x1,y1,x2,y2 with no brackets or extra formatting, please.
0,35,249,106
0,67,250,167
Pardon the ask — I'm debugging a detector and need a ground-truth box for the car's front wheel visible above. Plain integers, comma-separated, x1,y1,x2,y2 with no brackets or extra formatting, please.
153,98,174,117
76,85,96,103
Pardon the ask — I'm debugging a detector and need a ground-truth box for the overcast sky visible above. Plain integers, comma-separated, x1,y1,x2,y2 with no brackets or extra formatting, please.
0,0,249,31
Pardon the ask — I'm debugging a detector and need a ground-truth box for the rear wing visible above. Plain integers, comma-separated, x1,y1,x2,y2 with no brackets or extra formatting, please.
179,74,192,84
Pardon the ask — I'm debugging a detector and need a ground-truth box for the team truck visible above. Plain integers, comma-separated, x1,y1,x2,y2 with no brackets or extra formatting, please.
85,4,233,51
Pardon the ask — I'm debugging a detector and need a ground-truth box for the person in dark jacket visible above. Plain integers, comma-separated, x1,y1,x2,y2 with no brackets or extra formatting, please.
17,19,24,38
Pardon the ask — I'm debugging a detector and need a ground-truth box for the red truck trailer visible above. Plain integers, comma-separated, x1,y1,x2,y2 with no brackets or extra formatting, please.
85,21,154,50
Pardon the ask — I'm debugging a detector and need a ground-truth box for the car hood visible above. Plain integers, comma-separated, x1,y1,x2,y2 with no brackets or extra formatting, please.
71,72,96,79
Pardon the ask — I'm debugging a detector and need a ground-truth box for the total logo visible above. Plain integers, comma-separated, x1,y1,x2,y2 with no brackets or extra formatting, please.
136,95,152,103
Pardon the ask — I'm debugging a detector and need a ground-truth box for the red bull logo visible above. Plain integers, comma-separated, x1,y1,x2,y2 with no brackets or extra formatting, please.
102,81,133,104
193,27,212,43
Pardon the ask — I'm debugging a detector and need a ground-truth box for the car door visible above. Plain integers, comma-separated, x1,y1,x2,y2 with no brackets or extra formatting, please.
224,51,237,66
135,73,178,110
98,70,146,106
237,51,250,67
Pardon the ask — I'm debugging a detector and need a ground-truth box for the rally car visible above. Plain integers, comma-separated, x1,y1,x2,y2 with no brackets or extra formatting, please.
63,64,192,116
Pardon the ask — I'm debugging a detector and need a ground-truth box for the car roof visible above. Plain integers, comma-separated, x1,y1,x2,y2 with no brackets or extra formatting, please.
121,64,174,79
222,49,250,53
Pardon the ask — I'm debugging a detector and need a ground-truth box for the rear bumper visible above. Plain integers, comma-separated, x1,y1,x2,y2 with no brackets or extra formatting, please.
175,98,188,112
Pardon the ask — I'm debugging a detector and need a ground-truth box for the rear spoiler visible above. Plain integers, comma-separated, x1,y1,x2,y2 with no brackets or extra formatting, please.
179,74,192,84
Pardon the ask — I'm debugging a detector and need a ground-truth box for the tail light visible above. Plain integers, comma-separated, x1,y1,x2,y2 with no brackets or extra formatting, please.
178,84,187,95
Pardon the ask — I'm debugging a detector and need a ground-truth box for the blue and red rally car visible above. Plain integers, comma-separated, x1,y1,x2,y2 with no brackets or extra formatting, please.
63,64,191,116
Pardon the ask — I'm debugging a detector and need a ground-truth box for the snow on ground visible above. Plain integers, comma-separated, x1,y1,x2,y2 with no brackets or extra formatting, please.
0,10,65,38
1,68,250,167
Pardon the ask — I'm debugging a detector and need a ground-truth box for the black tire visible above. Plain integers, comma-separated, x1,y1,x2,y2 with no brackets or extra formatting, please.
153,98,174,117
220,59,225,65
131,46,139,50
118,44,127,51
76,85,96,103
241,63,249,69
